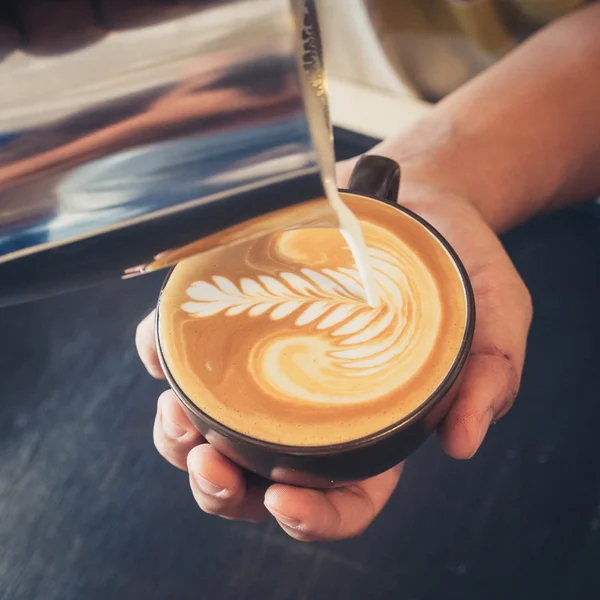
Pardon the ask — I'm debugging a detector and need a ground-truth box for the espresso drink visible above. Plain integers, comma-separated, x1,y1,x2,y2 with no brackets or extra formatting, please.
158,194,468,447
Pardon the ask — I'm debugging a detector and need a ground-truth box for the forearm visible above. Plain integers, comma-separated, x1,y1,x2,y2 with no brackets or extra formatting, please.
376,4,600,232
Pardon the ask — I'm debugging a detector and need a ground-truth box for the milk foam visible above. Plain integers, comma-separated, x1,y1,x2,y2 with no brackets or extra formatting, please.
181,230,442,406
158,195,468,446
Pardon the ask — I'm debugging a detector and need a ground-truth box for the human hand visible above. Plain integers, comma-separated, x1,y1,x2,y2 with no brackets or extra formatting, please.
337,156,533,459
136,154,532,541
135,312,403,540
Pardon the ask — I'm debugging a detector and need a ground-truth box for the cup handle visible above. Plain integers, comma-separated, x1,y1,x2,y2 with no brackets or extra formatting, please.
346,155,400,204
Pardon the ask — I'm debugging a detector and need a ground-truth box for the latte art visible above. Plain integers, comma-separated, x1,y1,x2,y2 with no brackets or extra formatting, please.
158,195,468,446
180,241,442,406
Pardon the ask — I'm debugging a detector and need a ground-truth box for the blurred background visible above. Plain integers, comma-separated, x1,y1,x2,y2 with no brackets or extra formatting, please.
1,1,600,599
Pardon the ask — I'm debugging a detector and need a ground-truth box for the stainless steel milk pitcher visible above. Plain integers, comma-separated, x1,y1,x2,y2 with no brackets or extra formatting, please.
0,0,336,305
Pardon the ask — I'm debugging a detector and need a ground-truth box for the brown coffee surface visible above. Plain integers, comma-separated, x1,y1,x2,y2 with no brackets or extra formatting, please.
158,194,468,446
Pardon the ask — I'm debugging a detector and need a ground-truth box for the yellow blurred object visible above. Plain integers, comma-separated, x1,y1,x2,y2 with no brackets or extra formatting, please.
512,0,585,23
370,0,589,99
447,1,516,55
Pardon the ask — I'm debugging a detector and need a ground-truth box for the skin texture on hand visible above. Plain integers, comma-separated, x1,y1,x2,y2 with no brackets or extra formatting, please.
135,158,532,542
133,2,600,541
347,164,533,460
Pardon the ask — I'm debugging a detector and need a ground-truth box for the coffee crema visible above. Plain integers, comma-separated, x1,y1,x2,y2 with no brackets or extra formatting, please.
158,194,468,446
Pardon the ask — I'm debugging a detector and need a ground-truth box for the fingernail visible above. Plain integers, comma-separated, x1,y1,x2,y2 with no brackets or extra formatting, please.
265,506,301,529
160,405,186,439
193,474,226,497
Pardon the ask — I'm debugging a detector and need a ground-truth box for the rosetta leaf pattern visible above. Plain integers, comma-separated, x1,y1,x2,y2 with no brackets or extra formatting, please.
182,269,369,332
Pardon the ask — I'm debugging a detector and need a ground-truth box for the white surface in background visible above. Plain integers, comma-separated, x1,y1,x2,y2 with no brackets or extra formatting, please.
328,77,431,140
319,0,433,139
318,0,410,95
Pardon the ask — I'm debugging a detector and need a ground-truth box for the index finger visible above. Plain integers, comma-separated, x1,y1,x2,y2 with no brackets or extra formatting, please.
136,310,165,379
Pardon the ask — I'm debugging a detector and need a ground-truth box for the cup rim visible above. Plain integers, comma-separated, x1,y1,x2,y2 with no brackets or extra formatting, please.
155,190,476,455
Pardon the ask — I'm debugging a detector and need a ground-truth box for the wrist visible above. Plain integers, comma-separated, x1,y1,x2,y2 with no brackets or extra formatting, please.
371,111,556,234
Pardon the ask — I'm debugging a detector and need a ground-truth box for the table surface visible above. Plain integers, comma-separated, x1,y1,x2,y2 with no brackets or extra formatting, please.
1,136,599,600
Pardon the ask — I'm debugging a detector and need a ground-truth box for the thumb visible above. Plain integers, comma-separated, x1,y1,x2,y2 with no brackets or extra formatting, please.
438,249,533,459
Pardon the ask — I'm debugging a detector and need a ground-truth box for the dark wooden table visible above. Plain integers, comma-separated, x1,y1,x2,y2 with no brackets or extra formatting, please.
1,135,599,600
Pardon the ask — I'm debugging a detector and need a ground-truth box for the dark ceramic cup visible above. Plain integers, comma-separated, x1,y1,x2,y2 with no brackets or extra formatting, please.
156,156,475,488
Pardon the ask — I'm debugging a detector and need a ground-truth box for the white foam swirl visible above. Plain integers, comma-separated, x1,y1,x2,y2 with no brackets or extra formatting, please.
181,235,442,406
